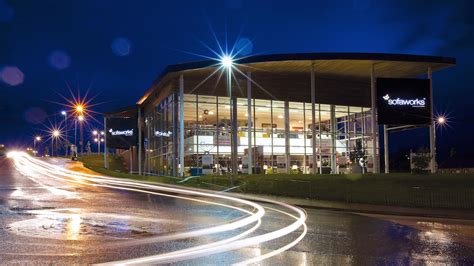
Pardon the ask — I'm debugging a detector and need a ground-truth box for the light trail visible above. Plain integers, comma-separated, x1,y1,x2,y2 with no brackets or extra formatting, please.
8,151,307,265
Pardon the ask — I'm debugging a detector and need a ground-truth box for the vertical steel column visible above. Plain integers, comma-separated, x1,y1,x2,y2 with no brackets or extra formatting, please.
179,74,185,177
231,97,238,174
311,64,317,174
303,103,307,174
138,106,142,175
384,125,389,173
428,68,436,173
284,101,290,174
216,96,219,167
361,107,366,174
270,100,274,170
318,104,322,174
330,105,337,174
104,116,108,169
370,64,379,173
172,92,179,176
253,99,256,173
247,72,252,175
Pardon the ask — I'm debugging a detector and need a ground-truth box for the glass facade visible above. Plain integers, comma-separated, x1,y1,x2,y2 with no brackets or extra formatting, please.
144,93,375,176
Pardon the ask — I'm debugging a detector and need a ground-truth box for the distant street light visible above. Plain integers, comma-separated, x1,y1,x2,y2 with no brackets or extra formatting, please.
51,129,61,156
61,110,68,156
93,135,103,154
76,114,84,154
34,136,41,157
437,116,446,125
75,104,84,113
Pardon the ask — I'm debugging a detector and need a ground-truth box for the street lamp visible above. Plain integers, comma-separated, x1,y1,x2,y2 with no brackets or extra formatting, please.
75,104,84,113
61,110,68,156
76,114,84,155
34,136,41,157
437,116,446,125
51,129,60,157
220,54,237,175
92,130,101,154
93,135,104,155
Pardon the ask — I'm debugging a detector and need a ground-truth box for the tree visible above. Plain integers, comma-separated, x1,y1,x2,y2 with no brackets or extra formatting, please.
412,147,431,174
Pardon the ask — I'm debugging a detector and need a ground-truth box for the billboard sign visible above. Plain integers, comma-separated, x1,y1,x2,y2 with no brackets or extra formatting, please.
377,78,431,125
106,117,138,149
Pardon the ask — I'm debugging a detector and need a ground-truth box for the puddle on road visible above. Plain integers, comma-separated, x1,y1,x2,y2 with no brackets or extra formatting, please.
6,208,174,241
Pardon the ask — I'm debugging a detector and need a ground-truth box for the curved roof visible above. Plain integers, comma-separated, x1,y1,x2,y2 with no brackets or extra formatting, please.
138,52,455,105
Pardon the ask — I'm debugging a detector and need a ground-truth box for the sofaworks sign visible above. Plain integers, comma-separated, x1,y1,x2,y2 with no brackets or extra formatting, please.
377,78,431,125
105,117,138,149
382,94,426,108
109,128,134,136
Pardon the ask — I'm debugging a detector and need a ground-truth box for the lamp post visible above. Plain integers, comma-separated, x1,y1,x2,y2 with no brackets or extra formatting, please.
77,114,84,155
51,129,60,157
92,130,101,155
34,136,41,157
61,111,68,156
221,55,237,175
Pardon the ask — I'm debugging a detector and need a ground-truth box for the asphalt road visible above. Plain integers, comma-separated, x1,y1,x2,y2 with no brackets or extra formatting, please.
1,154,474,265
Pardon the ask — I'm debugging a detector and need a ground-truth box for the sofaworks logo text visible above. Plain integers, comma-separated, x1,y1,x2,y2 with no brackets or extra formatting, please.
382,94,426,108
108,128,134,136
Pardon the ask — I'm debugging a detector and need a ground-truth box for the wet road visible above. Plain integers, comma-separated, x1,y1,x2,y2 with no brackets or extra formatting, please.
1,154,474,265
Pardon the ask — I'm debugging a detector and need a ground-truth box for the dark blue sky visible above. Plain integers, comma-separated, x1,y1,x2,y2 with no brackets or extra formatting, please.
1,0,473,160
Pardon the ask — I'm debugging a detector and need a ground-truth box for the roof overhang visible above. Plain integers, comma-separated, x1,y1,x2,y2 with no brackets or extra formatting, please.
137,52,456,105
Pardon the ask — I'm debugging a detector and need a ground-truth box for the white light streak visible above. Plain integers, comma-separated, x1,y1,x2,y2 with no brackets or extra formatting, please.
8,151,307,265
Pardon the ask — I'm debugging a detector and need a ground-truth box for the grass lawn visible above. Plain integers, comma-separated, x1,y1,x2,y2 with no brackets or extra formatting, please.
78,155,474,209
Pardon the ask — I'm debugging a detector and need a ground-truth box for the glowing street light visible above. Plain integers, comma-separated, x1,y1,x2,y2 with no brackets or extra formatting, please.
52,130,60,138
221,55,233,69
93,135,104,154
60,110,69,156
34,135,41,157
437,116,446,125
51,129,61,157
75,104,84,113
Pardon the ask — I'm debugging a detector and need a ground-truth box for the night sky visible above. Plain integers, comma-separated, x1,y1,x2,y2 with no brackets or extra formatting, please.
1,0,473,162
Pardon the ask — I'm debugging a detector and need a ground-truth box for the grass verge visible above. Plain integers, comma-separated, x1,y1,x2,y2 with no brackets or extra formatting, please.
78,155,474,209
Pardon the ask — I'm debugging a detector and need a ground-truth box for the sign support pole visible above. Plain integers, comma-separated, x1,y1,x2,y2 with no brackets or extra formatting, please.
384,124,389,173
129,146,133,174
428,67,436,173
103,116,108,169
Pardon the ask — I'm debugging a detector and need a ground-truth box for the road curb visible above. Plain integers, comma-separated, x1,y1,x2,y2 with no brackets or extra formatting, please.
229,192,474,220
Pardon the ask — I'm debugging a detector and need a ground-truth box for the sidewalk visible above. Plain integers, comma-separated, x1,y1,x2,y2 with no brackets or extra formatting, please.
230,192,474,220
